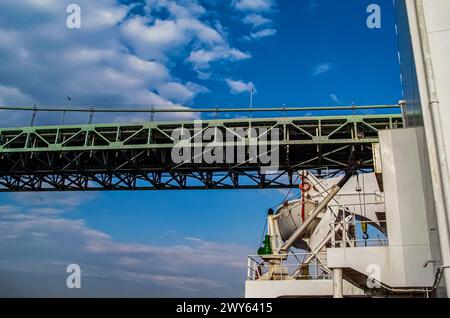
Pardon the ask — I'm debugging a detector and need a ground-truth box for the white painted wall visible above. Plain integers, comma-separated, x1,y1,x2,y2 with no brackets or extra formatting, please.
245,280,363,298
328,128,435,288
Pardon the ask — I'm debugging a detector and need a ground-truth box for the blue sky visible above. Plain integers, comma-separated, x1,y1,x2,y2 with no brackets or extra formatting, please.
0,0,402,297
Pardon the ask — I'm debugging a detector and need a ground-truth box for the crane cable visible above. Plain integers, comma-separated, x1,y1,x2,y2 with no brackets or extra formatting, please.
281,174,300,205
357,173,369,240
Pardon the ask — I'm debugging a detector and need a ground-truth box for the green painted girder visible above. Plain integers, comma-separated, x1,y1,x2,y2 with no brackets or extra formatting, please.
0,114,402,153
0,114,403,191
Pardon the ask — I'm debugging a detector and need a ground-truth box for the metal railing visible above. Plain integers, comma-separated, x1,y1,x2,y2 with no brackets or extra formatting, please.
247,252,331,281
0,104,401,127
0,104,401,114
329,218,389,248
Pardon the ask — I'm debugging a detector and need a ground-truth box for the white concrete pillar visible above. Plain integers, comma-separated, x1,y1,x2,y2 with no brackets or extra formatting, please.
333,268,343,298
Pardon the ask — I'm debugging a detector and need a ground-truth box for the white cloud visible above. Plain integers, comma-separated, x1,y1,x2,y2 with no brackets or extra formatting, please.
157,82,194,103
121,16,224,61
237,2,277,42
0,0,250,124
144,0,206,19
196,71,212,80
10,192,97,210
188,47,251,70
0,1,179,110
233,0,274,12
226,79,256,94
0,85,33,105
242,14,272,28
244,28,277,41
312,62,334,77
184,236,204,242
330,93,341,103
82,4,129,30
157,81,209,104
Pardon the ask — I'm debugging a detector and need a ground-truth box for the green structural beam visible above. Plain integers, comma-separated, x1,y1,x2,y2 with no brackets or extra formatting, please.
0,114,402,192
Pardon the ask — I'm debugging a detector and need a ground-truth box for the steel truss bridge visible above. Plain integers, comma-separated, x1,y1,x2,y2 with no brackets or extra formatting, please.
0,105,403,192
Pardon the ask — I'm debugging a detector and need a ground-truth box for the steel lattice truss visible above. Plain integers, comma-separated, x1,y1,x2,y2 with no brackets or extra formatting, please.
0,115,402,191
